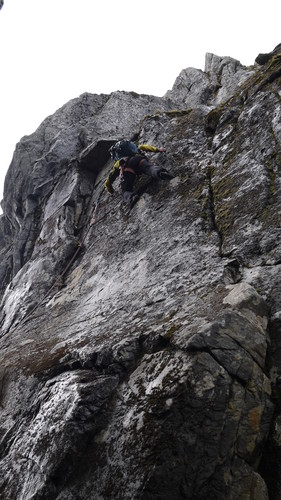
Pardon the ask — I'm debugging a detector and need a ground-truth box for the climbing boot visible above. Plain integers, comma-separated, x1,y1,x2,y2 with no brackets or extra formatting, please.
158,169,174,181
129,193,139,208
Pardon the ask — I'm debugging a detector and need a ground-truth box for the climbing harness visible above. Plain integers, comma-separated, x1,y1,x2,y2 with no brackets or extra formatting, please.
120,159,136,177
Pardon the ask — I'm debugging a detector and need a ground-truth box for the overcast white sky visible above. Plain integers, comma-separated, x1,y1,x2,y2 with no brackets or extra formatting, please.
0,0,280,204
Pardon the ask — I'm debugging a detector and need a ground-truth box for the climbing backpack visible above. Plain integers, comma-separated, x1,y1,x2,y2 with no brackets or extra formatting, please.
109,140,139,161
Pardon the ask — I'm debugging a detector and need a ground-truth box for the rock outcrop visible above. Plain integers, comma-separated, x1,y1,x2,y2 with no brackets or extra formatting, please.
255,43,281,66
0,48,281,499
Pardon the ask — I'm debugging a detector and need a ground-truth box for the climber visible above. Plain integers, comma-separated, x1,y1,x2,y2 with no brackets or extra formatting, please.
105,140,173,206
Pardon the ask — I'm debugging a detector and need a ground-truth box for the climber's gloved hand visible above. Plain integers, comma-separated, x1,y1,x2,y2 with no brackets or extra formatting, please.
158,147,166,153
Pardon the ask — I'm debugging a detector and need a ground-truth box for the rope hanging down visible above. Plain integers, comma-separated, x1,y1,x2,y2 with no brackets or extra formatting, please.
7,185,121,334
18,192,103,328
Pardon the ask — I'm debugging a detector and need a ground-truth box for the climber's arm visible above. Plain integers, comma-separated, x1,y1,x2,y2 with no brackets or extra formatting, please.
105,161,120,194
138,144,166,153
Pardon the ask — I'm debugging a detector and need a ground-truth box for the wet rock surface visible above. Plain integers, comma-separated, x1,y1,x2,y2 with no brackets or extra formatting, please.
0,49,281,499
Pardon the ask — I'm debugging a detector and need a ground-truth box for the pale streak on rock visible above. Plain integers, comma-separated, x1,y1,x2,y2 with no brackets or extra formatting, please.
0,48,281,499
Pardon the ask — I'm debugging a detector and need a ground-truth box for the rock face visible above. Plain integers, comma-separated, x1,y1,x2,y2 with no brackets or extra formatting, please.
0,49,281,499
255,43,281,66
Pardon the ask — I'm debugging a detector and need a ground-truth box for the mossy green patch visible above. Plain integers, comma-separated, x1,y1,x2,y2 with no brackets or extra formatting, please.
205,107,225,134
162,310,177,323
213,175,234,199
163,324,181,339
163,109,193,118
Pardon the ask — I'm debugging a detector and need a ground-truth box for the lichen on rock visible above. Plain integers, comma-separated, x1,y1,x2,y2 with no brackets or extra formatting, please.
0,47,281,499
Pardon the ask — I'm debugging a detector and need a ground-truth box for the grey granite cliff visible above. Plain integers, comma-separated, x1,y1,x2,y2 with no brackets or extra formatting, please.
0,47,281,499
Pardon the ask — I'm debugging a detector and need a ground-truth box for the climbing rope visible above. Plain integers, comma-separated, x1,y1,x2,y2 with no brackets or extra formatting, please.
13,189,105,330
6,168,140,333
